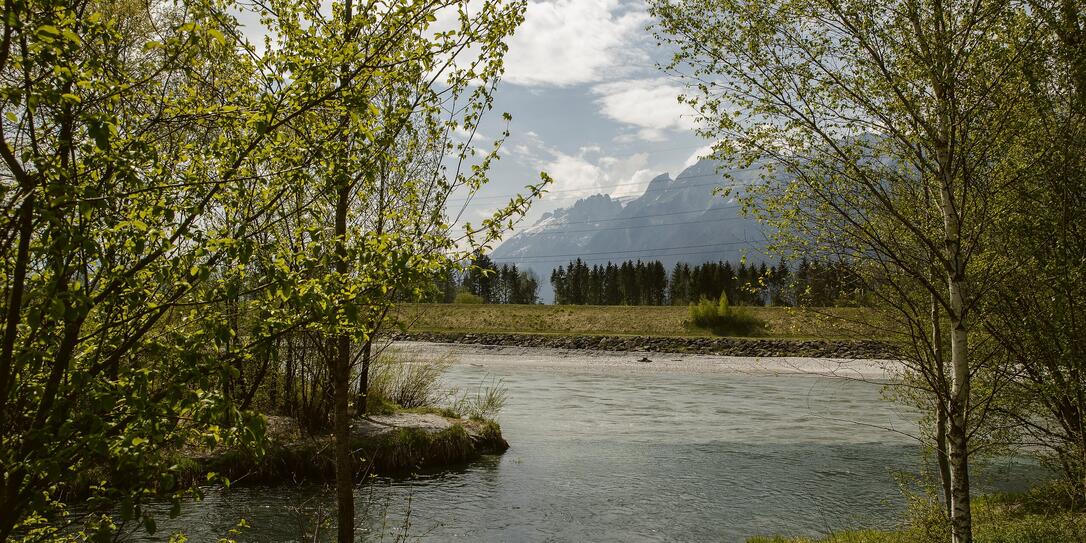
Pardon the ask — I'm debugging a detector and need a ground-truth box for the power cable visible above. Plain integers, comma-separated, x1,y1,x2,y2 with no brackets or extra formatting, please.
498,239,761,261
509,214,755,237
507,247,769,265
520,203,745,227
446,167,761,204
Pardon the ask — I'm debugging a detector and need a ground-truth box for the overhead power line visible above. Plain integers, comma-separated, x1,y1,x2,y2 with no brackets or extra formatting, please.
498,239,761,261
522,203,745,227
513,214,755,237
507,247,770,265
446,167,762,205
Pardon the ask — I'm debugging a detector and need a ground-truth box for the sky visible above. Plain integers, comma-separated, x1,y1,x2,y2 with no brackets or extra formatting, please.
446,0,713,236
236,0,714,238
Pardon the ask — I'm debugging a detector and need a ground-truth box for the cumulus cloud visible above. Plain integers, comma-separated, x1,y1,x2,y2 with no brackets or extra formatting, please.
683,143,716,169
544,151,657,200
506,132,657,201
503,0,650,87
591,78,698,141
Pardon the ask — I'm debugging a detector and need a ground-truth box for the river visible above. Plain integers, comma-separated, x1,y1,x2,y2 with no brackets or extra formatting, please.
138,343,1042,542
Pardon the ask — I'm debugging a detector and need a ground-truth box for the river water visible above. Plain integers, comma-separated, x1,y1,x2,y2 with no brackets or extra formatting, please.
140,344,1042,542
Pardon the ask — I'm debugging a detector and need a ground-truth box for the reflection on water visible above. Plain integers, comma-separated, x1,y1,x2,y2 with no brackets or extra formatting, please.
139,350,1043,542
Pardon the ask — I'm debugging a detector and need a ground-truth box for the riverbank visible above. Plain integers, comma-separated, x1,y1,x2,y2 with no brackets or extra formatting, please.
392,331,897,360
749,484,1086,542
179,413,508,488
392,341,900,380
394,303,886,340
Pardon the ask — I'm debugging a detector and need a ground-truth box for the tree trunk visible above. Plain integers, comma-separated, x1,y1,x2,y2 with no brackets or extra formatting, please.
333,181,354,542
931,294,953,517
947,376,972,543
335,0,356,539
333,333,354,543
0,193,34,408
937,111,972,540
355,159,387,415
0,470,26,541
936,400,953,514
945,214,972,543
357,338,372,414
284,336,295,412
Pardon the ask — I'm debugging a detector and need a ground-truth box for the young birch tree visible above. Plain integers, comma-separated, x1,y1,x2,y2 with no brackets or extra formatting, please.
651,0,1036,540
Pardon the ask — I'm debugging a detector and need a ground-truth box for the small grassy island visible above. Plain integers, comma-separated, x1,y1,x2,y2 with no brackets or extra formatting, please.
189,411,508,488
193,347,511,487
63,347,510,507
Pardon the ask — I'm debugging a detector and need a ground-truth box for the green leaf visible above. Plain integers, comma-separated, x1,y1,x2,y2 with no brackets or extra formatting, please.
62,29,82,45
207,28,226,44
88,119,114,150
143,514,157,535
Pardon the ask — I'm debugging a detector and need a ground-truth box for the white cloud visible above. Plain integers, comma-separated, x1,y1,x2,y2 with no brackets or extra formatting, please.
503,0,650,87
542,150,658,200
544,152,608,195
506,132,658,202
591,78,697,141
683,143,716,169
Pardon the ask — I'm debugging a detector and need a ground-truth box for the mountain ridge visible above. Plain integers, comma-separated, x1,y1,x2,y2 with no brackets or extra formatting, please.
491,159,769,302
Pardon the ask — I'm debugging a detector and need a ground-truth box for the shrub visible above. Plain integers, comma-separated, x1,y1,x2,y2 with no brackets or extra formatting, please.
367,348,452,409
688,293,765,336
448,377,508,420
454,291,484,304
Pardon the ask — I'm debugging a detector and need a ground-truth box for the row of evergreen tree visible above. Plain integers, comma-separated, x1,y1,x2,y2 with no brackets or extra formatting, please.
551,258,860,307
430,254,541,304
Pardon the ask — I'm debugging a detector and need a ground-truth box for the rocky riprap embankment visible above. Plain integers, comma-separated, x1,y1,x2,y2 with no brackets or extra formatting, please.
393,331,897,360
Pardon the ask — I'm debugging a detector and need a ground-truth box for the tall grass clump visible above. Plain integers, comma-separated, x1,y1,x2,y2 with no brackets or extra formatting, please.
448,376,508,420
688,293,765,336
368,349,453,409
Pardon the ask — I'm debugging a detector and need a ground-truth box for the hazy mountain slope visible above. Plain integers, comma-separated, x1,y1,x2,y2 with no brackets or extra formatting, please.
490,159,769,302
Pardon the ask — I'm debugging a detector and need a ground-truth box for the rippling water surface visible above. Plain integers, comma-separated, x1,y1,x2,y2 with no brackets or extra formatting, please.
143,346,1040,542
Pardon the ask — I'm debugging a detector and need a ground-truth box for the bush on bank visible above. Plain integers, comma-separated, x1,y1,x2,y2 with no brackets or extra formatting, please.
748,484,1086,543
689,294,766,336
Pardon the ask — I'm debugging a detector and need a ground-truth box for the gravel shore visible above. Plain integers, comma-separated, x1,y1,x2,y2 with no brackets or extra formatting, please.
392,340,902,381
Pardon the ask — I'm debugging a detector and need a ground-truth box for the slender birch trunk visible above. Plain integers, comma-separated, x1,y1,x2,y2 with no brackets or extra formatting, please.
932,295,953,518
946,276,972,543
940,176,972,543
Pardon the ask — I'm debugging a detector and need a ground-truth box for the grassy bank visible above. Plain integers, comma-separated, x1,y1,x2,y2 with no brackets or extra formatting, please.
193,414,507,486
395,303,885,340
749,486,1086,543
192,346,508,486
